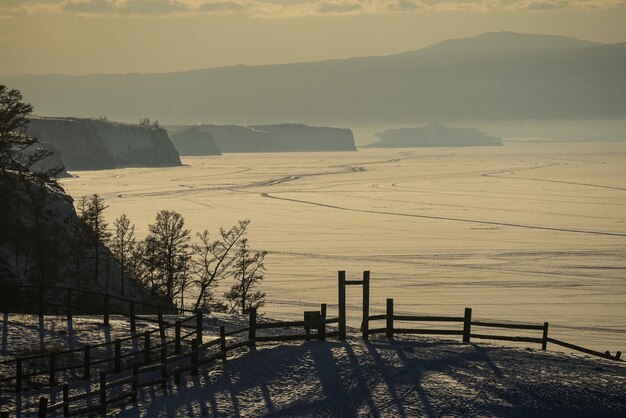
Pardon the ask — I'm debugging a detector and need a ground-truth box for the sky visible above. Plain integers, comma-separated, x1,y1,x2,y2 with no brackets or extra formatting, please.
1,0,626,75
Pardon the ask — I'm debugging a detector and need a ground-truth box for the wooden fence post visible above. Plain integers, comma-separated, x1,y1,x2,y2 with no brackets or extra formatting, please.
16,358,22,392
463,308,472,343
132,363,139,402
248,308,257,349
157,310,165,345
99,372,107,414
103,294,110,326
63,383,69,417
49,353,56,386
191,339,199,375
84,345,91,379
386,298,394,340
542,322,549,350
160,348,167,389
66,289,72,323
220,326,226,359
115,339,122,372
362,271,370,340
616,351,622,360
319,304,327,340
338,271,346,340
144,331,151,364
130,301,136,334
38,397,48,418
196,310,203,344
175,321,182,354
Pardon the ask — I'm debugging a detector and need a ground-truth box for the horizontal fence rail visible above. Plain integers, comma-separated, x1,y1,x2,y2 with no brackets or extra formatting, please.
364,298,623,363
0,285,199,395
30,303,338,417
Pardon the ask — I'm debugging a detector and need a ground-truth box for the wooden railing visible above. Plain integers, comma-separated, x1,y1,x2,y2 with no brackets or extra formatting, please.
0,285,197,394
365,298,623,362
32,304,339,417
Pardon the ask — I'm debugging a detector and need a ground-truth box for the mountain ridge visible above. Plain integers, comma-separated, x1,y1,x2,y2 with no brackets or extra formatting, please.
2,32,624,125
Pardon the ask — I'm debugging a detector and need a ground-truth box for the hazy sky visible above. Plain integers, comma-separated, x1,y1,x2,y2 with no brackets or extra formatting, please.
1,0,626,75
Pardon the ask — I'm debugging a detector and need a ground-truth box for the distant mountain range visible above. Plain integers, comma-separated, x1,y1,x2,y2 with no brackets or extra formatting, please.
2,32,625,125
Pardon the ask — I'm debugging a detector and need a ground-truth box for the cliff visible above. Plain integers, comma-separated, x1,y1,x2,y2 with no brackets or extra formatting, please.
0,171,170,309
251,124,356,152
366,124,503,148
27,117,181,170
168,123,356,153
169,128,221,156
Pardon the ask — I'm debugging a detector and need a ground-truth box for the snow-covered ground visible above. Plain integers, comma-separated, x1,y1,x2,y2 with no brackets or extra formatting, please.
59,142,626,353
4,314,626,417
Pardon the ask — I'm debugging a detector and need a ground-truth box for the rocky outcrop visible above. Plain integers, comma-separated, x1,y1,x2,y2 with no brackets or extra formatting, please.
168,123,356,154
27,117,181,170
0,171,169,308
366,124,502,148
169,128,221,156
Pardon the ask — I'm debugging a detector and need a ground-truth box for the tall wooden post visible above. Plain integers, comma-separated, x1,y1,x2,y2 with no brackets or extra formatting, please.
132,363,139,402
99,372,107,413
144,331,151,364
362,271,370,340
338,271,346,340
319,304,327,340
114,339,121,372
49,353,56,386
175,321,182,354
462,308,472,343
248,308,257,349
38,397,48,418
84,345,91,379
542,322,549,350
63,383,69,417
386,298,394,340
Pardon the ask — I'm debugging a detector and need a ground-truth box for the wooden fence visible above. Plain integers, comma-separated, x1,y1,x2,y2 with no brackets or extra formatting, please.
365,298,623,362
0,285,197,394
32,305,339,417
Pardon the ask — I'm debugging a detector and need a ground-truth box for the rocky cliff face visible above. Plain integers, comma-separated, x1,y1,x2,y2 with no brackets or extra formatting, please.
167,123,356,153
0,171,167,307
251,124,356,152
169,128,221,156
27,117,181,170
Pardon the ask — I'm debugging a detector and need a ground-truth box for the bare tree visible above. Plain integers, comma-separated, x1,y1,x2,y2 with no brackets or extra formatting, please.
144,210,190,304
111,214,136,296
224,238,267,314
190,220,249,311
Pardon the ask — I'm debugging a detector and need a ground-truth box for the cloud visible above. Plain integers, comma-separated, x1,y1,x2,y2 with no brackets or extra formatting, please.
1,0,624,18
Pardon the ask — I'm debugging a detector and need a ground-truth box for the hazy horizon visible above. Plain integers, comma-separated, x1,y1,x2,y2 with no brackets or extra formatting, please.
2,1,626,76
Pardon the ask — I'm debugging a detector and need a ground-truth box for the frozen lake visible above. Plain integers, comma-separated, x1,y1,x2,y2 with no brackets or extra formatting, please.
60,142,626,352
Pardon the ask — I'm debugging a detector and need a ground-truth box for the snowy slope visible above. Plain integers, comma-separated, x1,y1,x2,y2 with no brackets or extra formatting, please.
8,315,626,417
